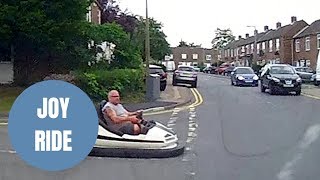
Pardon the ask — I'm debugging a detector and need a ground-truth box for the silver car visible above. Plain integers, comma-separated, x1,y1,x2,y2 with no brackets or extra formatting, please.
294,67,315,82
172,65,198,88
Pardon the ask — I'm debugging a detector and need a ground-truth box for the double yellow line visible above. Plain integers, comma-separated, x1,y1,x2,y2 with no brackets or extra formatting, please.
189,88,203,108
144,88,203,116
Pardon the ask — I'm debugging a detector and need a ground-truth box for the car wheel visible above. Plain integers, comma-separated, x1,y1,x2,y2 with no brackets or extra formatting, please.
172,79,177,86
192,81,197,88
296,90,301,96
260,81,266,92
269,83,276,95
160,84,166,91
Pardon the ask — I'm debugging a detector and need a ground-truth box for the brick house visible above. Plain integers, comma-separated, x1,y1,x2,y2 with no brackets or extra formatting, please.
86,0,103,24
256,17,308,65
170,47,217,68
292,20,320,70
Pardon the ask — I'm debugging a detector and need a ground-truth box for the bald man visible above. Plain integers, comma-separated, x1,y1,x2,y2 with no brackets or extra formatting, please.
102,90,142,135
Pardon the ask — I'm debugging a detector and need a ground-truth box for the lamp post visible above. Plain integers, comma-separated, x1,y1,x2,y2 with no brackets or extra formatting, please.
247,26,257,67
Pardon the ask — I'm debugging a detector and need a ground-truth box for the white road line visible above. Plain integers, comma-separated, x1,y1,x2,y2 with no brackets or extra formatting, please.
277,124,320,180
0,150,16,154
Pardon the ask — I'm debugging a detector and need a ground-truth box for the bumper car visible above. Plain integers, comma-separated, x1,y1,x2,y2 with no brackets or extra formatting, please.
89,100,185,158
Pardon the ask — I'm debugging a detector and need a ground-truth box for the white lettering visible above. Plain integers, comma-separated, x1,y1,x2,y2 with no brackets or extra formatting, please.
48,98,59,119
52,130,62,151
37,98,48,119
35,130,45,151
59,98,69,119
63,130,72,151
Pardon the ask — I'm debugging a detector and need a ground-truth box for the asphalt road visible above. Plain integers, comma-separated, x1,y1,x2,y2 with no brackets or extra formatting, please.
1,73,320,180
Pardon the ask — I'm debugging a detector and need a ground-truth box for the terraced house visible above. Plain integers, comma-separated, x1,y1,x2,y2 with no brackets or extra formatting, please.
222,16,310,68
292,20,320,69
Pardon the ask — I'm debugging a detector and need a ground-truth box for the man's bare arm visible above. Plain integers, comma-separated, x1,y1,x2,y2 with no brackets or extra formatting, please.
104,108,138,124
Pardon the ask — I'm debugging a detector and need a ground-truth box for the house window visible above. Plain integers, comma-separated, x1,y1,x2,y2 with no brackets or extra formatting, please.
317,34,320,49
295,39,300,52
305,37,310,51
246,45,250,54
86,6,92,22
206,55,212,61
251,44,254,53
97,10,101,24
257,43,260,52
262,42,265,51
224,50,227,57
234,49,237,56
269,40,273,52
193,54,198,60
276,39,280,51
181,54,187,59
228,49,230,57
231,49,234,57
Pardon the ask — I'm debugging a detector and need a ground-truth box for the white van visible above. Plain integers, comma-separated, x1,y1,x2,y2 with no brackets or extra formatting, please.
313,51,320,86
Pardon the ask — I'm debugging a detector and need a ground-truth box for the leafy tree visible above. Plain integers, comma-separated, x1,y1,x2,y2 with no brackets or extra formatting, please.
0,0,94,85
131,17,170,62
211,28,235,50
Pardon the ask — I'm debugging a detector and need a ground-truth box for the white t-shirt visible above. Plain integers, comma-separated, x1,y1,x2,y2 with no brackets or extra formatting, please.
102,102,128,117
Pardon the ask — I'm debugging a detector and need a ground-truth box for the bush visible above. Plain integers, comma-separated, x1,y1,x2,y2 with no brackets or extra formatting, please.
75,68,144,101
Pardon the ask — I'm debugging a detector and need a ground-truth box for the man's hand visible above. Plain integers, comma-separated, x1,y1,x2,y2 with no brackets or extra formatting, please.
128,116,140,124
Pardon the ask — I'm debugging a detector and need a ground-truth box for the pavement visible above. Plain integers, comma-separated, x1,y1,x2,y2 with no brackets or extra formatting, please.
0,75,193,123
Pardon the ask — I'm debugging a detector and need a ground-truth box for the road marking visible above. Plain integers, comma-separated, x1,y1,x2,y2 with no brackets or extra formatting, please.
144,88,203,116
302,93,320,100
0,150,16,154
277,124,320,180
0,122,8,126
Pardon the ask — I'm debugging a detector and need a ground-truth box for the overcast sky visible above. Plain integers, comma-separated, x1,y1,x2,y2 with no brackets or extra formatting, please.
118,0,319,49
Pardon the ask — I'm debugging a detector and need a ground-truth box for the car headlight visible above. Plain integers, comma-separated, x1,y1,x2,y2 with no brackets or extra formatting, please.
272,77,280,83
253,75,259,80
296,77,302,82
237,76,245,80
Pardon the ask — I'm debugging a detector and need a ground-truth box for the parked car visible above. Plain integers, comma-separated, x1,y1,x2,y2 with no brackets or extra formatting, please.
149,65,167,91
311,74,320,86
224,66,236,76
230,67,259,87
172,65,197,88
215,64,230,75
203,66,212,73
260,64,302,95
294,67,315,82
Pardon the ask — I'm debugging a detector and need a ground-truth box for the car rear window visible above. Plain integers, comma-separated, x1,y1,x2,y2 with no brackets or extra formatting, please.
178,67,194,72
270,66,295,74
236,68,254,74
150,68,164,74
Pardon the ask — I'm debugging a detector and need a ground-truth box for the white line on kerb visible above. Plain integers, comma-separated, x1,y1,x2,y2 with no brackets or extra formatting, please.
277,124,320,180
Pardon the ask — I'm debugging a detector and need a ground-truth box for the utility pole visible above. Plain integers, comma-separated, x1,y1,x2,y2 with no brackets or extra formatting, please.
145,0,150,77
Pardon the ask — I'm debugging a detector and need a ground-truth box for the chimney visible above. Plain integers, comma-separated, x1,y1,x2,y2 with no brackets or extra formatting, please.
276,22,281,28
254,29,258,35
264,25,269,31
291,16,297,23
245,33,249,38
238,35,242,40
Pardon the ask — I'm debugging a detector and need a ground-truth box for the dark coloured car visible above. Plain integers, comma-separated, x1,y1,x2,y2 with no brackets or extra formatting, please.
260,64,302,95
230,67,259,86
149,65,167,91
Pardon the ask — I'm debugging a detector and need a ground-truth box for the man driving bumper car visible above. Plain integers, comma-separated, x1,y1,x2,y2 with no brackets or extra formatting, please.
102,90,148,135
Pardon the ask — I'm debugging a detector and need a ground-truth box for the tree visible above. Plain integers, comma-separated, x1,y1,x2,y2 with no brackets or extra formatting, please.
0,0,94,85
211,28,235,49
99,0,138,38
131,17,170,62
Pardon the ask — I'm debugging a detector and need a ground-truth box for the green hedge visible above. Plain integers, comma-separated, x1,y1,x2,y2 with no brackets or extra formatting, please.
75,68,144,101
